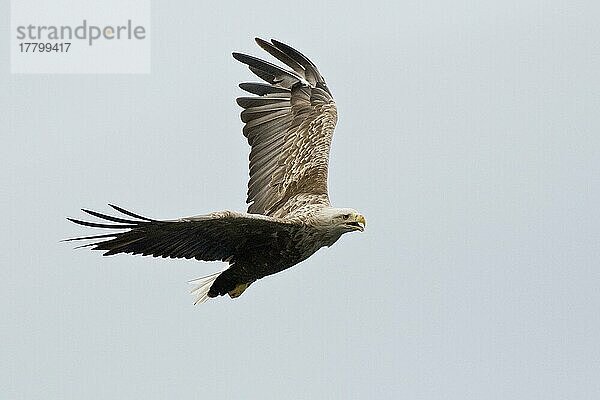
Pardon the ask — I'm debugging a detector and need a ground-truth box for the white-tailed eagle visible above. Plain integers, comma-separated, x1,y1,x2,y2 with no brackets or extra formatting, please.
66,38,366,303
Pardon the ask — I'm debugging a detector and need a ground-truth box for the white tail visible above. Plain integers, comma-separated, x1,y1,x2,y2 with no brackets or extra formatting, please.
188,270,223,305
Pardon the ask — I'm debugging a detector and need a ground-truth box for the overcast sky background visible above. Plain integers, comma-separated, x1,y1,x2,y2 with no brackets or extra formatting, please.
2,1,600,399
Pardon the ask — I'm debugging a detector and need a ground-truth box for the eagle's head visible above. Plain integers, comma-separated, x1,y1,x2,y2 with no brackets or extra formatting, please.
318,207,366,233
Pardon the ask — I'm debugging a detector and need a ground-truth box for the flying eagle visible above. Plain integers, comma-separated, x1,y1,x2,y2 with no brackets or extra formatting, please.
66,38,366,303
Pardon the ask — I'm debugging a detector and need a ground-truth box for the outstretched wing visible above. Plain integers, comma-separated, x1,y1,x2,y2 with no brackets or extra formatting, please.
234,38,338,217
65,205,300,303
65,204,296,261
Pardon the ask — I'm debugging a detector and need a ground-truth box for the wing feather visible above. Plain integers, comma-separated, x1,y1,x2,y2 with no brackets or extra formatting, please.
233,52,304,88
236,97,290,109
66,206,298,262
239,82,290,96
235,38,338,217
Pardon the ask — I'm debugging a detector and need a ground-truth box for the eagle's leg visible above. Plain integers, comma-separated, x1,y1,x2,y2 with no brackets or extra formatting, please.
228,283,251,298
208,267,255,299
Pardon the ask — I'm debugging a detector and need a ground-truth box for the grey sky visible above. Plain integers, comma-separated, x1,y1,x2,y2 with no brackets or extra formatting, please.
2,1,600,399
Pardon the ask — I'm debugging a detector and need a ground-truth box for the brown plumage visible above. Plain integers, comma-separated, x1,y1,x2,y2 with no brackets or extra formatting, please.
66,39,365,303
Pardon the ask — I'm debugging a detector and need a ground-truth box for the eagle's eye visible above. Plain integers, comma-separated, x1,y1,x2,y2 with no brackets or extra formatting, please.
342,214,350,220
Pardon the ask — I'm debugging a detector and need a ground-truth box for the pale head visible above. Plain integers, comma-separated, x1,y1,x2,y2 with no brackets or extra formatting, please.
316,207,366,233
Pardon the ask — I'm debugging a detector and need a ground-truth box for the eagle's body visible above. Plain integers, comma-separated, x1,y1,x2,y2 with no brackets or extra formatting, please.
67,39,365,303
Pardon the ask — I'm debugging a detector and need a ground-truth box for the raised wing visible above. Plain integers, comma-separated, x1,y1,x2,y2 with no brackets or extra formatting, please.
234,38,338,217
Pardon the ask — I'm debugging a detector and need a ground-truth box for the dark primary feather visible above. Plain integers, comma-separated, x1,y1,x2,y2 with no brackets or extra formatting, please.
268,38,324,85
108,203,155,221
232,52,302,88
238,82,290,96
254,38,305,76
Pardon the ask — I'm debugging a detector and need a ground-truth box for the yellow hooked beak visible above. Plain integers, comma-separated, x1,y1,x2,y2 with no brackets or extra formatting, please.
355,214,366,232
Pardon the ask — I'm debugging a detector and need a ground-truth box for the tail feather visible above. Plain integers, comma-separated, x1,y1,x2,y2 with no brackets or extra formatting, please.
188,270,223,305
